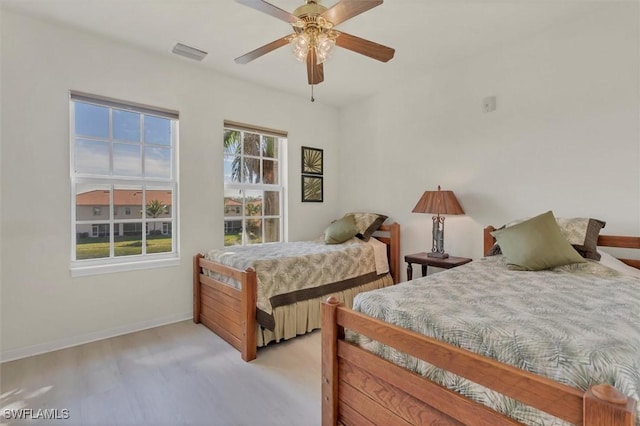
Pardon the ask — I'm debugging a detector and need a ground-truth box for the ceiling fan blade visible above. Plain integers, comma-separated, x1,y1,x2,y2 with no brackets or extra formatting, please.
306,50,324,85
322,0,383,26
236,0,299,24
235,36,290,64
335,31,395,62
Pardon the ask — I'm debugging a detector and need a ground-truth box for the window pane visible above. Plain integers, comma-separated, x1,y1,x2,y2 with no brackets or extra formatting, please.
76,224,110,259
75,102,109,138
264,218,279,243
75,139,110,175
113,143,141,176
224,220,243,246
224,154,241,183
113,109,140,142
122,222,143,235
224,130,241,155
114,185,142,219
262,159,278,184
145,188,172,219
262,136,278,158
246,218,262,244
243,157,260,183
144,115,171,146
115,227,142,257
145,146,171,178
224,192,242,216
148,226,172,253
76,184,110,220
245,190,262,216
264,191,280,216
243,132,260,157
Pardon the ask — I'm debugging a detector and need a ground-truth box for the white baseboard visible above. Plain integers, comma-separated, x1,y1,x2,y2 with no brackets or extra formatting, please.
1,312,192,363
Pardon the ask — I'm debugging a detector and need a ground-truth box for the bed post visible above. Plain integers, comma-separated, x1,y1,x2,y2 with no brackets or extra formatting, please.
583,384,636,426
322,296,343,426
483,226,496,256
240,268,257,362
193,254,203,324
389,222,401,283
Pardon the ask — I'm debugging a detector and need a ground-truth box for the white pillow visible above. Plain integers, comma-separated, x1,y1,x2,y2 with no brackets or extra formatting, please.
598,250,640,278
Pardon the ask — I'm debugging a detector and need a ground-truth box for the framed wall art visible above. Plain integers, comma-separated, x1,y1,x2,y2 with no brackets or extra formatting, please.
301,146,323,175
302,175,323,202
301,146,324,202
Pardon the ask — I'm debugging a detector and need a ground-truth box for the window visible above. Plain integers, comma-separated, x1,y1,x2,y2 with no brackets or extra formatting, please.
223,121,286,246
70,92,179,275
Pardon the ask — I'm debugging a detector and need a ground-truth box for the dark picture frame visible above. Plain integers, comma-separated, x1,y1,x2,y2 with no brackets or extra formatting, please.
302,175,323,202
301,146,323,175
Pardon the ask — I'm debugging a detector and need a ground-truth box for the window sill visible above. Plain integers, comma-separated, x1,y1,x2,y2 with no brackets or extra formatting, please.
70,256,181,277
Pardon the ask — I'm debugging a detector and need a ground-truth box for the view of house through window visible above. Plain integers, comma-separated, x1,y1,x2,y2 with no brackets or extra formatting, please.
223,122,286,246
70,93,178,270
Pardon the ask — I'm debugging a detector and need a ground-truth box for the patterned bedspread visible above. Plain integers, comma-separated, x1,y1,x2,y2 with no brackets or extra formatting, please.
205,237,385,329
348,255,640,425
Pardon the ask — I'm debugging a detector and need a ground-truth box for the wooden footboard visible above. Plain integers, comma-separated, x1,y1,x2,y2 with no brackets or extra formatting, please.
193,254,257,361
321,297,637,426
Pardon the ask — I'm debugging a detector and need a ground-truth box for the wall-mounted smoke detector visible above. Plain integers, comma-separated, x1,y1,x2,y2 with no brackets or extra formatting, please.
171,43,208,61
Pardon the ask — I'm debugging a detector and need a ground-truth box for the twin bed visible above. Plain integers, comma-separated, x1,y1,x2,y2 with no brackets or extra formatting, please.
193,220,400,361
321,219,640,426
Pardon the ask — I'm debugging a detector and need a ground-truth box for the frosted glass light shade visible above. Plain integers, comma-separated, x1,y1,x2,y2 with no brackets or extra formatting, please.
291,34,310,61
315,34,335,64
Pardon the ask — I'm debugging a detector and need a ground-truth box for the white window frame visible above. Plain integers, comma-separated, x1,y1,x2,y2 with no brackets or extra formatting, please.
223,121,287,246
70,92,180,276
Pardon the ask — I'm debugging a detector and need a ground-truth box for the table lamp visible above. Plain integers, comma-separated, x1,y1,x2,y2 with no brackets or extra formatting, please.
412,185,464,258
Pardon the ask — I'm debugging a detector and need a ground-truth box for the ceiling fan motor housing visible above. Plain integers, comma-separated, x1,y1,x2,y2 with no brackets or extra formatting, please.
294,1,329,26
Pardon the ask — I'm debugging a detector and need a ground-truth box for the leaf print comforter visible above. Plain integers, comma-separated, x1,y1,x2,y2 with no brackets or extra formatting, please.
205,237,388,329
348,255,640,425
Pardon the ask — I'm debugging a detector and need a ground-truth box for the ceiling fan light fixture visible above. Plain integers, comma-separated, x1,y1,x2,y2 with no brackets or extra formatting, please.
291,34,310,61
315,34,335,64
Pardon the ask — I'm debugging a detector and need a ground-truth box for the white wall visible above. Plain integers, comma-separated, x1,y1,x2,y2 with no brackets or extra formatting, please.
0,10,341,360
338,3,640,279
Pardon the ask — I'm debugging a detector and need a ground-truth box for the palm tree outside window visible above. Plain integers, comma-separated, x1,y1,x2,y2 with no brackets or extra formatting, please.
223,122,286,246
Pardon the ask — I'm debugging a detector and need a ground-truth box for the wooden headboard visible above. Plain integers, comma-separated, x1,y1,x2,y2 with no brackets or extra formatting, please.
483,226,640,269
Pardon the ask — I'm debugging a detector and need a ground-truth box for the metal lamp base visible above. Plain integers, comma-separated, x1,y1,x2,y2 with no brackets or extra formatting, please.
427,252,449,259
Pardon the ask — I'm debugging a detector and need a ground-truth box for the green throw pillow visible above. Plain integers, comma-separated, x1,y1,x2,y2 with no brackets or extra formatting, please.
491,211,586,271
324,215,358,244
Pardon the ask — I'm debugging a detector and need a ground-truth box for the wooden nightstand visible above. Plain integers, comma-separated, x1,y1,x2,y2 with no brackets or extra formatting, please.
405,253,472,280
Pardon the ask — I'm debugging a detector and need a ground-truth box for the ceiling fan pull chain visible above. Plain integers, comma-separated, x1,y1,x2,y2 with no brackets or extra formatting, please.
311,84,315,102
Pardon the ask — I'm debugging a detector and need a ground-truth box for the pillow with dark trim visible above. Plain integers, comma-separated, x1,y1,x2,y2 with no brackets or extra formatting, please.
490,211,586,271
324,215,358,244
345,212,388,242
556,217,606,260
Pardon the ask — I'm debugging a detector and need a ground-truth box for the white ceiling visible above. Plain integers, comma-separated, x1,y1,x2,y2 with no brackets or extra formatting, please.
1,0,610,107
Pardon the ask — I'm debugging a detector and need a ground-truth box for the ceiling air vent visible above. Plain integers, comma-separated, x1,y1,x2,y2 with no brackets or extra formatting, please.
171,43,208,61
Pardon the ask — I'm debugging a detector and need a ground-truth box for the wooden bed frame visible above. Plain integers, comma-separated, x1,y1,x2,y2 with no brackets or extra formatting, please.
193,223,400,362
321,227,640,425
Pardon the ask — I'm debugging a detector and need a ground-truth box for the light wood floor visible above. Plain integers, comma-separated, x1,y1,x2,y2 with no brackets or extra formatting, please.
1,321,322,425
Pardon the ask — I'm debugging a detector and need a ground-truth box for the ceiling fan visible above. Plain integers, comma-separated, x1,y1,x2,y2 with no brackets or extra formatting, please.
235,0,395,94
